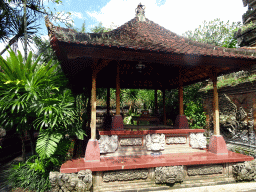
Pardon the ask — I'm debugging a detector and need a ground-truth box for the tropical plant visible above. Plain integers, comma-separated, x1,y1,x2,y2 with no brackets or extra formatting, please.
0,12,39,55
1,48,86,191
4,160,51,192
0,0,73,56
0,48,83,159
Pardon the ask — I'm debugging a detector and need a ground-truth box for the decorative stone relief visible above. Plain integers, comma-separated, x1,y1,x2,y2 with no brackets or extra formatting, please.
98,135,118,153
103,169,148,182
189,133,207,148
120,137,143,146
155,166,184,184
233,160,256,181
187,165,223,176
166,137,186,144
49,169,92,192
145,134,165,151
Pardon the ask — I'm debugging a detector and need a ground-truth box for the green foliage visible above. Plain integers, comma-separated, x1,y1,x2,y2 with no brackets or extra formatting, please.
183,18,242,48
183,83,206,129
91,22,112,33
5,161,51,192
0,49,86,191
184,101,206,129
201,72,256,92
239,21,256,33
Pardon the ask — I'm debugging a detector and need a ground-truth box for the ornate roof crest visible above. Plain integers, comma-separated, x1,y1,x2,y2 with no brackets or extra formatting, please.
135,3,146,22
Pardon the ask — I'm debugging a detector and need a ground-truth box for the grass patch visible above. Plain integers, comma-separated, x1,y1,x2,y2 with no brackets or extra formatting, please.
201,73,256,93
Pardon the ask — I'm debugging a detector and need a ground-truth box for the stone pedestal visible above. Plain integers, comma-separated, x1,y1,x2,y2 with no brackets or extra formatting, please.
174,115,189,129
85,139,100,162
111,115,124,131
209,135,228,155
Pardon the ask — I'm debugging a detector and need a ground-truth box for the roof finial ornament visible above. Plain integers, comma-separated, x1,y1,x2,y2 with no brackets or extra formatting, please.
135,3,146,22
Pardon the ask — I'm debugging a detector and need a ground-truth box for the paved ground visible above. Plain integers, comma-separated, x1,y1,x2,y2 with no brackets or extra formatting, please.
168,182,256,192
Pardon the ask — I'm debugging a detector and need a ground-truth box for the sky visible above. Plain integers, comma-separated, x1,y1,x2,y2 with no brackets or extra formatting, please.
0,0,248,58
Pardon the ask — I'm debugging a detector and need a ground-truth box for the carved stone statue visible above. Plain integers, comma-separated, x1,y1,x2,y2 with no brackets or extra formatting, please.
98,135,118,153
145,133,165,151
135,3,146,21
135,3,145,16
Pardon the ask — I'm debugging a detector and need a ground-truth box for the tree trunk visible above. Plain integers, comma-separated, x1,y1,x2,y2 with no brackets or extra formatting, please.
28,127,36,155
20,132,26,163
0,35,19,55
23,0,28,60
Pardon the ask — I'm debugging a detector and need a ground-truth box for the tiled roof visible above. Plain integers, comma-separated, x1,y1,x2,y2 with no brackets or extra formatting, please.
45,16,256,60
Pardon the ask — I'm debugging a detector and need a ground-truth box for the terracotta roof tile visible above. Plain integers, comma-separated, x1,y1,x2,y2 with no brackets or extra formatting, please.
45,16,256,60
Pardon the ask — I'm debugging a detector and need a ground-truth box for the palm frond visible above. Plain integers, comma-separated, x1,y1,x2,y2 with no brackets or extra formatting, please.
36,131,62,158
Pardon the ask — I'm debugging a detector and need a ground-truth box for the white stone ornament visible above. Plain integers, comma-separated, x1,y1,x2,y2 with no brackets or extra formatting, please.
189,133,207,148
145,133,165,151
98,135,118,153
166,137,186,144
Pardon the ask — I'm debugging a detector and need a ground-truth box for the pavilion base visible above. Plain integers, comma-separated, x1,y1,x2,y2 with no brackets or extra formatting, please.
174,115,189,129
84,139,100,162
111,115,124,131
60,151,254,192
209,135,229,155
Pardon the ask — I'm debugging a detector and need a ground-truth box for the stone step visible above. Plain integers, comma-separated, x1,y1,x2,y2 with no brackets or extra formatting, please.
94,180,171,192
94,176,235,192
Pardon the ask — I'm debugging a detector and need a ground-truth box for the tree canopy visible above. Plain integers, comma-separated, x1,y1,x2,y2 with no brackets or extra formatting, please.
183,18,242,48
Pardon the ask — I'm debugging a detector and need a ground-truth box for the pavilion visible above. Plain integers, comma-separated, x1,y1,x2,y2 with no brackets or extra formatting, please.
45,4,255,190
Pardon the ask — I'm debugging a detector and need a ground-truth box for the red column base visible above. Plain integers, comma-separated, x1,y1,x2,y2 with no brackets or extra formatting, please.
84,139,100,162
174,115,189,129
208,135,228,155
111,115,124,131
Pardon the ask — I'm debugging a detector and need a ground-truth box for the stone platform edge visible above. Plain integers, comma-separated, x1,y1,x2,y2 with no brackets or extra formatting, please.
99,129,205,135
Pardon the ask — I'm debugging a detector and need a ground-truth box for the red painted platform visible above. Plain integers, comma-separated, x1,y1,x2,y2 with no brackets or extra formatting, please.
99,129,204,136
60,150,254,173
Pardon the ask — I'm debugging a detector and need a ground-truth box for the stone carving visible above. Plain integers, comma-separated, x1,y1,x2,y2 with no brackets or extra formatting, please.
166,137,186,144
120,137,142,146
208,93,256,144
103,169,148,182
49,169,92,192
135,3,145,16
187,165,223,176
145,133,165,151
135,3,146,22
189,133,207,148
233,160,256,181
98,135,118,153
155,166,184,184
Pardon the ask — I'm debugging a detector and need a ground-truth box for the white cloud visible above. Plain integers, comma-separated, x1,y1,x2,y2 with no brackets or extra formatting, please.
87,0,247,35
70,11,84,19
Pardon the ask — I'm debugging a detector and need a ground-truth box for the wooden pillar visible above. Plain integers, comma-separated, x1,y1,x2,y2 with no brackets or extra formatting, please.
178,84,184,116
163,89,166,125
212,72,220,135
174,67,189,129
154,89,158,116
116,64,120,115
208,68,228,154
91,71,97,140
107,87,110,115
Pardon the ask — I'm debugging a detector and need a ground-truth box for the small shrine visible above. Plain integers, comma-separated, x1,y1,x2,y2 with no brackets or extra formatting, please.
46,4,256,191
